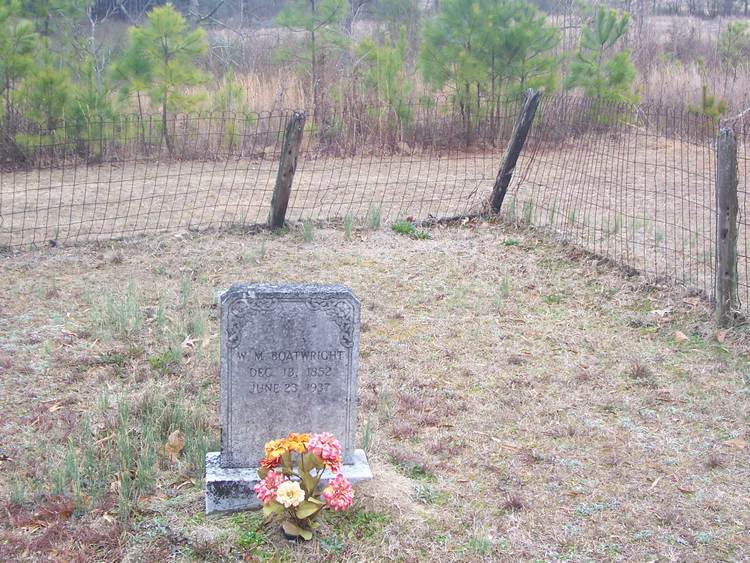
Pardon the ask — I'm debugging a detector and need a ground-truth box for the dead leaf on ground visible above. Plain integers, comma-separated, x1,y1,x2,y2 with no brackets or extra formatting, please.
716,330,728,343
723,438,747,450
162,430,185,462
673,331,689,343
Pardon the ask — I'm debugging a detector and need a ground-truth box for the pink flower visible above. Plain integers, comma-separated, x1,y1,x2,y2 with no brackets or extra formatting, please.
307,432,343,471
322,474,354,511
254,471,286,505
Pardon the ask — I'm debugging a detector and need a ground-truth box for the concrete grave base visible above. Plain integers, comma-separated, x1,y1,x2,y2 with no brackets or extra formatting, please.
205,449,373,515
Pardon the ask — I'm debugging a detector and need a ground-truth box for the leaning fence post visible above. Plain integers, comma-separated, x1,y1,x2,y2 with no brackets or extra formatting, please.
490,89,542,213
269,111,306,229
715,127,740,326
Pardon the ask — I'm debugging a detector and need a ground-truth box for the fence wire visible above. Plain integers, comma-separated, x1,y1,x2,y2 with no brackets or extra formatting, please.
1,94,748,314
507,96,719,302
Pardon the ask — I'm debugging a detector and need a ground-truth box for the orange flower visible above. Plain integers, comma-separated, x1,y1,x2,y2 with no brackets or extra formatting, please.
260,456,281,470
264,439,288,460
285,433,311,453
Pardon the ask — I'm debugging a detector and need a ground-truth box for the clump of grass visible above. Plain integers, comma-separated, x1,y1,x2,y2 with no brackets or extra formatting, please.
343,215,353,241
303,220,315,242
391,220,431,240
48,391,216,521
148,348,182,375
522,199,535,224
503,493,525,512
627,360,653,381
90,280,143,340
328,506,391,540
361,416,375,452
705,453,724,469
502,239,520,246
543,294,563,305
366,206,381,230
414,484,446,505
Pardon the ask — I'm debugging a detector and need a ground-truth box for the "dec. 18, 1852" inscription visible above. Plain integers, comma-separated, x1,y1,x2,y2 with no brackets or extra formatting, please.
219,284,360,468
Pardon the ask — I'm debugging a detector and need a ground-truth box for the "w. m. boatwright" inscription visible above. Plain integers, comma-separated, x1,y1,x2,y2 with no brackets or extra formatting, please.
219,284,360,468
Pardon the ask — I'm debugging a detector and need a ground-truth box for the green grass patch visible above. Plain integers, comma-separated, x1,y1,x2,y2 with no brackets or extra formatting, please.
392,221,431,240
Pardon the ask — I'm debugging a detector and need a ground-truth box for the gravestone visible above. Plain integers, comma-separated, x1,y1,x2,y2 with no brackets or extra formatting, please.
205,283,372,514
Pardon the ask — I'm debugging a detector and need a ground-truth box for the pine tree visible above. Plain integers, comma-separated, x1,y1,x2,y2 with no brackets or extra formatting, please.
357,27,412,134
113,4,208,153
0,1,38,130
19,57,74,132
564,6,638,104
419,0,559,142
276,0,348,124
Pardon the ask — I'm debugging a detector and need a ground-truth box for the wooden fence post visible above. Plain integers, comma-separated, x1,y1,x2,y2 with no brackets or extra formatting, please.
269,112,306,229
490,89,542,213
715,127,739,326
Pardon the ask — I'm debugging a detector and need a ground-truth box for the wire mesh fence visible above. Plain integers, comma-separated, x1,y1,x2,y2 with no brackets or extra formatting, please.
506,96,719,299
0,94,748,314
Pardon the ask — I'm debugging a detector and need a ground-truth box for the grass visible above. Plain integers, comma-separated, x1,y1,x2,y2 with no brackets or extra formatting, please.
303,220,315,243
391,220,431,240
1,222,749,561
366,205,381,230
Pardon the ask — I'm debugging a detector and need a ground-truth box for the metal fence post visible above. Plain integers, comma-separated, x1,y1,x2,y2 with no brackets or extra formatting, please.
490,89,542,213
269,112,306,229
715,127,739,326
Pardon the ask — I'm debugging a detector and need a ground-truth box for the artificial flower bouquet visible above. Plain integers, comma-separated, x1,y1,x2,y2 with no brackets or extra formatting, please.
254,432,354,540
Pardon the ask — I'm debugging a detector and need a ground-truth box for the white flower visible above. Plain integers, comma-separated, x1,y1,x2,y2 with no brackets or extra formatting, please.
275,480,305,508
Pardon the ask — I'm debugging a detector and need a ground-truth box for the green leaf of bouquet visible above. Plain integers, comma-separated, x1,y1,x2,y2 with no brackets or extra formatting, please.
257,466,269,479
262,501,283,518
300,469,316,493
296,500,322,519
282,520,301,537
283,520,314,541
308,497,325,505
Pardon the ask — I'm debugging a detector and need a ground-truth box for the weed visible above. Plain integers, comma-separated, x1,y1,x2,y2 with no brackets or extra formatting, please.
392,221,430,239
576,501,618,518
503,493,525,512
705,453,724,469
544,294,563,305
627,360,653,381
303,220,315,242
522,199,535,224
502,239,520,246
90,280,143,340
393,458,435,481
569,210,577,224
148,348,181,375
392,221,416,236
414,484,446,505
349,509,390,539
695,531,712,545
343,215,353,241
366,206,381,230
494,273,511,306
237,529,265,551
361,416,375,451
320,535,344,553
655,227,665,243
9,476,27,505
463,536,493,555
46,391,214,520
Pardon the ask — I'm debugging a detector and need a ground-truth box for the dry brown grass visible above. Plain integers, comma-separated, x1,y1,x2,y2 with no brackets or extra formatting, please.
1,220,749,561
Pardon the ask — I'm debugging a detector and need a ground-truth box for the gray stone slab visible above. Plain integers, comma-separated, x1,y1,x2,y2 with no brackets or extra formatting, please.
219,283,360,468
205,449,373,515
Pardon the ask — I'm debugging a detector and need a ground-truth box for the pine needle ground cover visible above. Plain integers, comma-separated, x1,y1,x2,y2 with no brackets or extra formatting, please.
0,221,748,561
